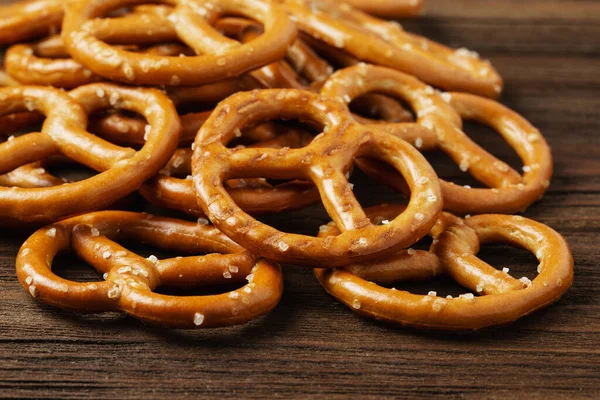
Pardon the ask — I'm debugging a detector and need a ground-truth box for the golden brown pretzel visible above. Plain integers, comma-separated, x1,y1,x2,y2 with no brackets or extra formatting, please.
315,204,574,330
342,0,423,18
284,0,503,98
62,0,297,86
322,65,552,214
142,128,321,216
0,0,68,45
191,89,442,267
0,84,179,224
16,211,283,328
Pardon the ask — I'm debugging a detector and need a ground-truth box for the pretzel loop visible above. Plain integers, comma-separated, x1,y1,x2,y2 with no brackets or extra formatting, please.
315,204,573,330
0,84,180,224
16,211,284,328
192,89,442,267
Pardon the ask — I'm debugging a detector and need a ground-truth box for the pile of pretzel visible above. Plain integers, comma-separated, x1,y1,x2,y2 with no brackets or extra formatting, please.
1,0,573,331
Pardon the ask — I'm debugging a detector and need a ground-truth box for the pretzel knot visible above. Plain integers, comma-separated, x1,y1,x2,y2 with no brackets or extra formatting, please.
322,65,553,214
62,0,297,86
0,84,180,224
16,211,283,328
191,89,443,267
315,204,573,331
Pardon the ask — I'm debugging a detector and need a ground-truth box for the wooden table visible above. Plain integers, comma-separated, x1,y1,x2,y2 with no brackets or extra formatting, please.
1,1,599,398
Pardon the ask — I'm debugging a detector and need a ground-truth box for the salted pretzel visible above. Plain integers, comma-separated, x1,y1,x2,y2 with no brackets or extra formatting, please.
142,128,320,216
315,204,574,330
322,65,552,214
342,0,423,18
0,0,68,45
284,0,503,98
0,84,179,224
191,89,442,267
16,211,283,328
61,0,297,86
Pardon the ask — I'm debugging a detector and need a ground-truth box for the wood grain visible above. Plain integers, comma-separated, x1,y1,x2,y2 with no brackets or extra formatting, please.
0,0,599,398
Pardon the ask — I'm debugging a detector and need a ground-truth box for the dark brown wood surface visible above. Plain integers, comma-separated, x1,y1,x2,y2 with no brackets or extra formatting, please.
1,1,599,398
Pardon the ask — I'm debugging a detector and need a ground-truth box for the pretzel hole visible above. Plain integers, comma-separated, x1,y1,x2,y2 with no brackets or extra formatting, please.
350,167,409,208
461,121,524,173
45,163,98,183
422,149,486,188
476,243,538,282
258,203,330,237
382,275,472,299
0,111,44,137
51,253,105,283
226,120,319,150
349,94,416,123
88,109,149,149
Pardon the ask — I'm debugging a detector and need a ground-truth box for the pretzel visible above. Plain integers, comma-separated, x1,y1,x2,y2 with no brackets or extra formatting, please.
16,211,283,328
0,84,179,224
315,204,574,330
62,0,297,86
284,0,503,98
0,0,67,45
191,89,442,267
342,0,423,18
322,65,552,214
143,128,321,216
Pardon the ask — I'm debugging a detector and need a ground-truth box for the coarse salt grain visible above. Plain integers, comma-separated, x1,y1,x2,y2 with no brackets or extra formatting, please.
193,312,204,326
520,276,532,286
197,217,209,225
46,228,56,238
428,291,437,297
